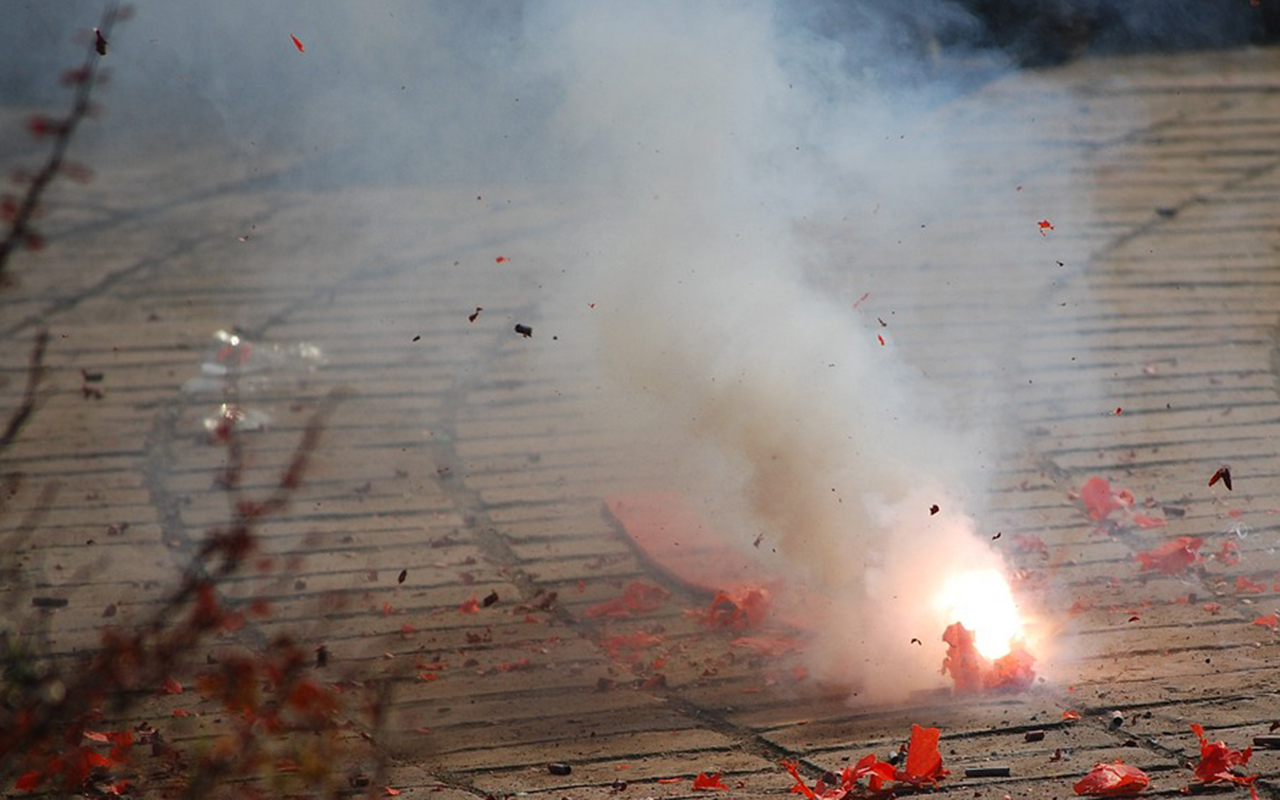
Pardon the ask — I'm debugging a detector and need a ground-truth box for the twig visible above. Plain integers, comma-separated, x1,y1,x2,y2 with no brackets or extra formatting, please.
0,2,122,276
0,329,49,451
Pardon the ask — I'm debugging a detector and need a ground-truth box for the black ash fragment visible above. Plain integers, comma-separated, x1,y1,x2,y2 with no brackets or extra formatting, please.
991,532,1002,540
482,590,499,607
94,27,107,56
469,307,483,322
31,597,68,608
1024,730,1046,742
315,645,329,668
910,637,922,646
929,504,940,516
752,532,764,548
1253,735,1280,748
514,323,533,338
548,762,572,776
397,569,407,585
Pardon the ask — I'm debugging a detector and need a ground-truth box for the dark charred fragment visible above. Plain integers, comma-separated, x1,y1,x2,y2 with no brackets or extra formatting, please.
1209,466,1233,491
94,28,107,56
31,597,68,608
547,763,572,776
81,369,104,382
397,569,407,584
929,504,940,515
1253,735,1280,748
482,590,500,607
514,323,533,338
315,646,329,668
1024,729,1046,742
965,766,1011,778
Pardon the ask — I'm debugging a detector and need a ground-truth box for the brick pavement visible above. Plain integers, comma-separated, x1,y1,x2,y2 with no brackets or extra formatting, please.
5,44,1280,799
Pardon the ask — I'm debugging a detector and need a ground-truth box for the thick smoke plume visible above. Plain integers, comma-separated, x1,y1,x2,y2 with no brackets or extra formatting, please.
2,0,1157,698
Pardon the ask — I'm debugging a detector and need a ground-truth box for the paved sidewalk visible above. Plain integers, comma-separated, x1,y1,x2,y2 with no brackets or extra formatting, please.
5,43,1280,800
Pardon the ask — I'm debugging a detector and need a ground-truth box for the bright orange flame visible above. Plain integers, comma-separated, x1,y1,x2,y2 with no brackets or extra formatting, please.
934,568,1024,660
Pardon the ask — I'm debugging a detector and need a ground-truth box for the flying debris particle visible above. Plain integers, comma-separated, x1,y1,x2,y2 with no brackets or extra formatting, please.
94,27,107,56
1209,466,1233,491
929,504,940,516
290,34,305,53
397,569,407,585
910,637,922,646
495,256,508,263
514,324,533,338
877,334,885,346
877,317,888,327
468,307,483,322
852,291,871,310
411,335,420,342
1113,407,1123,415
1073,760,1150,796
991,532,1002,540
1038,219,1055,235
752,532,764,548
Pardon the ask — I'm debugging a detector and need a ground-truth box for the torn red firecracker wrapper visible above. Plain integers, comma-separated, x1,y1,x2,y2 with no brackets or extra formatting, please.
1189,724,1258,800
941,622,1035,693
782,724,948,799
1073,760,1150,796
1135,537,1201,575
1078,477,1166,529
691,586,770,629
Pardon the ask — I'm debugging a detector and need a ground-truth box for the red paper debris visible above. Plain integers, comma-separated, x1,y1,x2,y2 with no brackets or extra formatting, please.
695,587,769,629
1063,710,1081,720
14,771,42,791
290,34,304,53
459,597,481,613
1135,537,1201,574
1081,477,1129,521
384,788,401,797
941,622,1035,693
1252,614,1278,629
1130,514,1166,529
495,256,508,263
1218,540,1242,566
161,676,183,695
1038,219,1055,234
1073,760,1150,796
584,581,669,618
1013,533,1049,557
781,725,947,798
693,773,728,791
1189,724,1258,799
1209,466,1233,491
1237,576,1266,594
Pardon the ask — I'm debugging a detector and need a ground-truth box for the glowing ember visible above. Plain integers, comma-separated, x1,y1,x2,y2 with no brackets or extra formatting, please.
935,568,1024,659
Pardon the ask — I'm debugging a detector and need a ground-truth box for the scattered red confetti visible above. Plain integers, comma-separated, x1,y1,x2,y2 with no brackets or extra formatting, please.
384,788,401,797
584,581,669,618
1073,760,1151,796
290,34,305,53
459,597,481,613
495,256,508,263
1063,710,1081,720
161,676,183,695
877,334,886,346
1209,466,1233,491
1252,614,1278,629
1130,514,1166,529
1135,537,1201,575
692,772,728,791
1204,603,1222,614
1189,724,1258,799
1038,219,1055,234
1236,576,1266,594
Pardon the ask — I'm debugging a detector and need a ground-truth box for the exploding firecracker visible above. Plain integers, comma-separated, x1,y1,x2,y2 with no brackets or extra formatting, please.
941,622,1035,693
